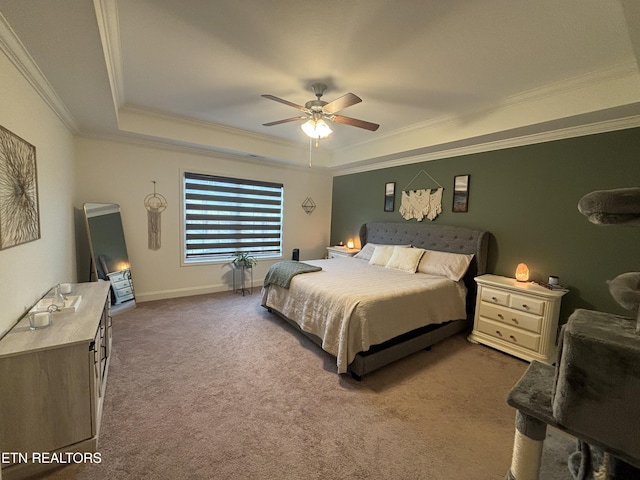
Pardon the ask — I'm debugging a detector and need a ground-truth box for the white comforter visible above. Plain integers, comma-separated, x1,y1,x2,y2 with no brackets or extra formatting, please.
261,257,467,373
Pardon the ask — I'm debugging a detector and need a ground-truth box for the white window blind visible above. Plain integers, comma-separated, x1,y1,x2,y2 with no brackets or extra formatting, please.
184,172,283,261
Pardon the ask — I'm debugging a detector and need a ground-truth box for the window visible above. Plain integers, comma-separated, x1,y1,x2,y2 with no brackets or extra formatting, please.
183,172,283,262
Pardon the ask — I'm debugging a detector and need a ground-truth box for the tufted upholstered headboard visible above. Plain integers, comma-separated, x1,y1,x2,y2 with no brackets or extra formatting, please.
359,222,490,315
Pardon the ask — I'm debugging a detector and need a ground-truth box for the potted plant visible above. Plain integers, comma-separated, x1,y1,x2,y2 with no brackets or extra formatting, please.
232,252,257,269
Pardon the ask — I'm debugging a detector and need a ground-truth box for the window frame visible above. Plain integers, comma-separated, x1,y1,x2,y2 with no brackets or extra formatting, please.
182,170,284,265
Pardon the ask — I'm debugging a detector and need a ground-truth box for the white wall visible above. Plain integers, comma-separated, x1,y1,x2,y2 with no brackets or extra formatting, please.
0,51,76,337
74,137,333,302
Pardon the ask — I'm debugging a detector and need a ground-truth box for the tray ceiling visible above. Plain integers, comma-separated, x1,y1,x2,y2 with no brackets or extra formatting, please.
1,0,639,170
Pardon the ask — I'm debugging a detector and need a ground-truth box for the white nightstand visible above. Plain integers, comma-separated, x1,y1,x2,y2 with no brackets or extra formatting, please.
468,274,568,364
107,269,134,304
326,246,360,259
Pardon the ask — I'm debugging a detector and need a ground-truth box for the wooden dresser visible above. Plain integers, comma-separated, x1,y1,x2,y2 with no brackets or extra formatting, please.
0,282,112,480
468,274,568,364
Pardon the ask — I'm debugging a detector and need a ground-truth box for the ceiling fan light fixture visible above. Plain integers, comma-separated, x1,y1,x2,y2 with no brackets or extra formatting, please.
301,118,332,139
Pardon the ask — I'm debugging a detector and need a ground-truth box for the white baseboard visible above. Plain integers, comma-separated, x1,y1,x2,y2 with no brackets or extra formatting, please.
135,280,263,303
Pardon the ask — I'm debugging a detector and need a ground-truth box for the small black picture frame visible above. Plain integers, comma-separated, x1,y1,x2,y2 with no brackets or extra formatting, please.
384,182,395,212
452,174,470,212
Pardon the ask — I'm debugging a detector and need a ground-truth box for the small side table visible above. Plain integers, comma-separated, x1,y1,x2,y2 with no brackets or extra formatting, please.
232,265,253,296
326,246,360,259
468,274,568,364
107,269,134,304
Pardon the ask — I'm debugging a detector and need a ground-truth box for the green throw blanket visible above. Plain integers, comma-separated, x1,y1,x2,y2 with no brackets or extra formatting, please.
263,260,322,288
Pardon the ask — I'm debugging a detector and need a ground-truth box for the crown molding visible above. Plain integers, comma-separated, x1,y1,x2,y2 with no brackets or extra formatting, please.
93,0,124,112
116,104,333,167
0,12,79,133
500,62,639,109
332,108,640,176
332,62,640,163
76,130,332,175
118,104,297,148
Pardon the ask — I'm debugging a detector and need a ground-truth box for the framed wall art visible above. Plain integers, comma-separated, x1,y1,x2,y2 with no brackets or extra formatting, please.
0,125,40,249
452,174,470,212
384,182,395,212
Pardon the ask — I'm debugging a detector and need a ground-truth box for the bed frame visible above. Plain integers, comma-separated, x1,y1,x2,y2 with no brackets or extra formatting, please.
270,222,490,379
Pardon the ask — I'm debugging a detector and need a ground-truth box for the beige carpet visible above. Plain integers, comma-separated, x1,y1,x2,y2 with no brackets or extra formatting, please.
39,291,571,480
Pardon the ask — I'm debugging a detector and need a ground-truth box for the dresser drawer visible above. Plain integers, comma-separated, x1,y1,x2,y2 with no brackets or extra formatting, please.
478,303,543,334
480,287,510,307
509,294,545,315
476,317,540,352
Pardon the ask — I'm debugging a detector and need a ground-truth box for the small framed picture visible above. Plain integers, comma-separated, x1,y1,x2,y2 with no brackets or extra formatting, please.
384,182,395,212
452,175,470,212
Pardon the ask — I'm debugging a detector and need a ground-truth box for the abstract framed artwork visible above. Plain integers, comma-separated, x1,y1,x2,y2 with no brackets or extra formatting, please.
384,182,395,212
0,125,40,249
452,174,470,212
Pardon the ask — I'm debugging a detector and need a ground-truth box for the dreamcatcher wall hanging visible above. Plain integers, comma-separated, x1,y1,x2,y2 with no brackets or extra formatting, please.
144,181,167,250
399,170,444,222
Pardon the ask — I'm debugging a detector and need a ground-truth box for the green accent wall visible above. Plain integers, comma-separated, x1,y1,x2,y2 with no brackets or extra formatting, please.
331,127,640,324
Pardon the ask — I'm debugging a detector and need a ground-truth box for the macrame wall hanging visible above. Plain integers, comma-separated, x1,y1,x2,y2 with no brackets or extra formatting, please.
399,170,444,222
144,181,167,250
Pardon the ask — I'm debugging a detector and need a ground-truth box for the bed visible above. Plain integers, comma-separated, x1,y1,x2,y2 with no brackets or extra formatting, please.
261,222,490,379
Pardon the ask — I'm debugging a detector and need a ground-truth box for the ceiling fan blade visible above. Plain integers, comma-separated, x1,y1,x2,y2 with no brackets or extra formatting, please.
323,93,362,114
332,115,380,132
261,94,307,112
262,116,307,127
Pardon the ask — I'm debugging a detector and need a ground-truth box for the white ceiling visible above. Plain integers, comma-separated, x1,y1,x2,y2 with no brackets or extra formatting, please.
1,0,639,171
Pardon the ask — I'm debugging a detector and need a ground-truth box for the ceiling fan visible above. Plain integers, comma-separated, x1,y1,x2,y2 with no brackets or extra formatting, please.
261,83,379,145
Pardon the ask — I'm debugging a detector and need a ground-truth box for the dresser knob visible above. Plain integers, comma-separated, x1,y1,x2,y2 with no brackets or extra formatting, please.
510,335,517,342
511,318,519,324
522,304,529,309
495,330,503,337
497,314,504,320
492,297,498,302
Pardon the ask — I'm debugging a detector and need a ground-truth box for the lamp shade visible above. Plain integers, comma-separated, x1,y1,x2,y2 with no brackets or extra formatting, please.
347,240,354,249
515,263,530,282
301,118,332,139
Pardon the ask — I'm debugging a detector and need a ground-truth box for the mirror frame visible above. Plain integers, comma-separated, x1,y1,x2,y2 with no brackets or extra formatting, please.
83,202,135,313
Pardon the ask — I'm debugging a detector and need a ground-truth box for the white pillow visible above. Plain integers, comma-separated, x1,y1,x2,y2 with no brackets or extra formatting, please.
354,243,379,261
355,243,410,261
417,250,474,281
369,246,395,266
385,247,425,273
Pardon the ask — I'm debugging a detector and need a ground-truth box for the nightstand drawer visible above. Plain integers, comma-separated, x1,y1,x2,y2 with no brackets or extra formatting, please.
480,287,510,307
479,304,542,334
477,317,540,351
114,285,133,296
111,279,130,290
509,294,545,315
107,271,128,282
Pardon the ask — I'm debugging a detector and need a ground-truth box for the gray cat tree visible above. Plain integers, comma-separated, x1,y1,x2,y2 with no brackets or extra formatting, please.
505,187,640,480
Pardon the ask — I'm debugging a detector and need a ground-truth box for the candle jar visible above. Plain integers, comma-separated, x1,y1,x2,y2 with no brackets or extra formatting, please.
28,310,52,330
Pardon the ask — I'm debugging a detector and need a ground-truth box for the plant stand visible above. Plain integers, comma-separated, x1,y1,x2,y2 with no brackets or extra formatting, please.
232,265,253,296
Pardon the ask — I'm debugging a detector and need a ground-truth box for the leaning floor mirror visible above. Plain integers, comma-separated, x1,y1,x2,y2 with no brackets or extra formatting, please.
83,203,136,314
